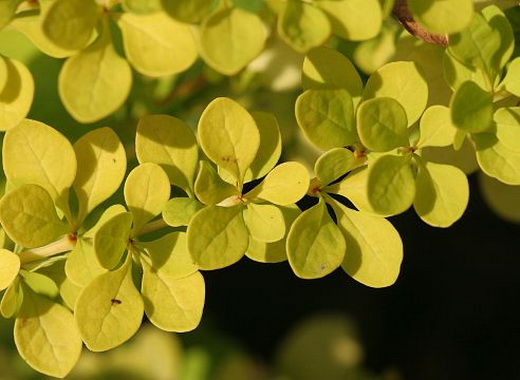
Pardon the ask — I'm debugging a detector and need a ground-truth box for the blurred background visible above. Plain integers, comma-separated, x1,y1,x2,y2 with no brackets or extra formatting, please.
1,8,520,380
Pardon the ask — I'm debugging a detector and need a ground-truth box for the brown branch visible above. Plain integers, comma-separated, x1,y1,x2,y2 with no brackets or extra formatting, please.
392,0,448,47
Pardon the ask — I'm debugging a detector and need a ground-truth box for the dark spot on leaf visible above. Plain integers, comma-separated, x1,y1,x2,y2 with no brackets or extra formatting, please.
111,299,122,305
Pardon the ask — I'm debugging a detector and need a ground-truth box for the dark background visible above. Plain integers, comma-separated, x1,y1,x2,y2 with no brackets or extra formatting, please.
202,174,520,380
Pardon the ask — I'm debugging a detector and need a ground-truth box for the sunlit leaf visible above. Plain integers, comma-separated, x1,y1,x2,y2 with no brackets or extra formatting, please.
328,198,403,288
287,199,345,279
194,161,240,205
421,137,479,174
73,127,127,224
75,258,144,352
136,114,199,193
187,205,249,270
295,89,357,150
314,148,356,187
246,205,301,263
418,105,457,148
142,266,205,332
474,133,520,185
124,163,170,234
481,5,513,74
302,46,363,102
414,160,469,227
278,0,331,52
1,278,22,318
408,0,473,34
443,49,489,92
65,238,106,287
367,154,415,215
198,97,260,186
245,111,282,182
357,97,408,152
0,248,19,290
42,0,99,50
0,184,68,248
163,197,204,227
3,119,76,202
450,81,493,133
494,107,520,152
363,61,428,126
93,212,133,269
199,7,265,75
139,231,198,279
123,0,162,14
15,288,82,378
161,0,214,23
0,57,34,131
317,0,382,41
245,162,309,205
0,0,23,30
59,24,132,123
502,57,520,97
119,12,197,77
243,203,285,243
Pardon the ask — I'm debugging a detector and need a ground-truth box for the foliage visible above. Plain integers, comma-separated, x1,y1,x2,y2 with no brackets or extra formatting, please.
0,0,520,377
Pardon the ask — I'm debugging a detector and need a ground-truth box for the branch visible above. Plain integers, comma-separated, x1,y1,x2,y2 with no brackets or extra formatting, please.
392,0,448,47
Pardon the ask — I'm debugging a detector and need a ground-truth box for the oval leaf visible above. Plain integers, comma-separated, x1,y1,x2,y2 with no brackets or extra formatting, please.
163,197,204,227
0,248,19,290
243,203,286,243
315,148,356,186
187,205,249,270
418,105,457,148
450,81,493,133
93,212,133,269
75,258,144,352
494,107,520,152
287,199,346,279
474,133,520,185
408,0,473,34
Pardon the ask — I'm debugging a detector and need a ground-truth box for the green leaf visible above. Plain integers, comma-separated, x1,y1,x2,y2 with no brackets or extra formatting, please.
20,271,59,299
278,0,331,52
123,0,162,14
494,107,520,152
0,57,34,131
314,148,356,186
245,111,282,182
443,50,489,92
118,12,197,77
199,7,265,75
42,0,99,50
328,198,403,288
367,154,416,215
198,97,260,186
295,89,357,150
136,114,199,193
1,278,23,318
287,199,346,279
413,160,469,227
93,212,133,269
139,231,198,279
142,267,204,332
162,197,204,227
11,0,77,58
0,55,6,90
421,137,479,175
124,163,170,234
15,289,82,378
450,81,493,133
417,105,457,148
408,0,473,34
474,133,520,185
0,0,23,30
73,127,127,224
481,5,514,74
0,184,68,248
0,248,19,290
502,57,520,97
194,161,240,206
246,205,301,263
75,258,144,352
479,172,520,223
161,0,214,23
302,46,363,101
65,238,106,287
448,12,502,83
3,119,76,202
187,205,249,270
357,97,409,152
316,0,382,41
243,203,286,243
59,23,132,123
245,162,309,205
363,61,429,126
